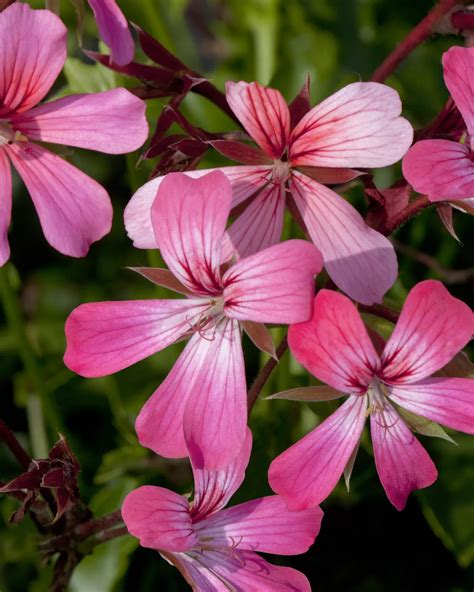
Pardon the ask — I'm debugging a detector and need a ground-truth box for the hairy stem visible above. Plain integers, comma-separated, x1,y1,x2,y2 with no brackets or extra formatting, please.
384,194,432,234
0,416,31,469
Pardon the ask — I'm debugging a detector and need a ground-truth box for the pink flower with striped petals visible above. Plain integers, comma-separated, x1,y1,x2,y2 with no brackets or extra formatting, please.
64,171,322,468
125,80,413,304
122,429,323,591
269,281,474,511
87,0,135,66
0,3,148,264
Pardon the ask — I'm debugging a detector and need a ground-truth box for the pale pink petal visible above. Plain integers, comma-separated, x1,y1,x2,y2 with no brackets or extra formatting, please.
88,0,135,66
288,290,379,394
269,395,367,510
442,46,474,135
121,485,197,552
0,150,12,265
289,82,413,168
151,171,230,295
402,140,474,201
125,166,270,249
223,239,322,324
190,429,252,520
195,495,323,555
290,171,397,304
0,3,66,116
389,378,474,435
64,298,207,377
370,401,437,510
226,81,290,159
12,89,148,153
165,553,225,591
6,142,112,258
381,280,474,384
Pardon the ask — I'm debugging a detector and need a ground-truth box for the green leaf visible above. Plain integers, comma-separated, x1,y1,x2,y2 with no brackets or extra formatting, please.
63,57,116,94
397,407,457,445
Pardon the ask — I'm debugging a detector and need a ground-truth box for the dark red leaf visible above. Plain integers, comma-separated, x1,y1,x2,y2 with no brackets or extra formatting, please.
289,75,311,128
210,140,272,165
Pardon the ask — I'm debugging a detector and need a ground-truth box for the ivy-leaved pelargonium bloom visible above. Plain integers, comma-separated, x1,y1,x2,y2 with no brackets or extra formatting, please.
269,281,474,511
125,80,413,305
64,171,322,468
0,2,148,264
87,0,135,66
122,429,323,591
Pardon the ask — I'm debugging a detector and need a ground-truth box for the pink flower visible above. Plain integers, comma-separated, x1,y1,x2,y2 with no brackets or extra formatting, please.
0,3,148,265
122,429,323,591
64,171,322,468
403,46,474,203
125,80,413,305
269,280,474,511
87,0,135,66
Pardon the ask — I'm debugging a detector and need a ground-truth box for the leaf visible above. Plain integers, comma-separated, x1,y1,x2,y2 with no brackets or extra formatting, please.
397,407,456,445
242,321,277,359
266,386,345,402
62,57,116,94
343,441,360,492
127,267,192,295
438,351,474,378
437,204,461,242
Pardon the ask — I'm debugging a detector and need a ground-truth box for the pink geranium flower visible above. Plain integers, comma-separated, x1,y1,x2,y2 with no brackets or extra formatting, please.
64,171,322,468
122,429,323,591
125,80,413,304
269,281,474,511
403,46,474,203
87,0,135,66
0,3,148,264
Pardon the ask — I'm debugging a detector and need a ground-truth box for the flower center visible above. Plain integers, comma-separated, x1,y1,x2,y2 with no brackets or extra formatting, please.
272,159,291,184
0,121,27,146
367,378,388,415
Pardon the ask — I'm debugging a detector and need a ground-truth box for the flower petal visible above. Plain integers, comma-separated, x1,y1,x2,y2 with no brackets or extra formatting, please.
0,150,12,265
381,280,474,384
389,377,474,435
64,299,206,377
370,402,437,510
223,240,322,324
269,395,367,510
6,142,112,258
289,82,413,168
226,81,290,159
0,3,66,116
290,171,398,304
442,46,474,135
12,89,148,153
288,290,379,394
88,0,135,66
121,485,197,552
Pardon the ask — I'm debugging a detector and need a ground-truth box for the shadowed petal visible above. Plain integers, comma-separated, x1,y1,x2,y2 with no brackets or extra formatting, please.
0,150,12,265
443,46,474,135
88,0,135,66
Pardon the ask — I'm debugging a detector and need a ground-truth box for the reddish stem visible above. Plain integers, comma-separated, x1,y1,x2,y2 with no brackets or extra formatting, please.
247,336,288,413
384,194,431,234
359,303,399,324
73,510,122,540
0,416,31,469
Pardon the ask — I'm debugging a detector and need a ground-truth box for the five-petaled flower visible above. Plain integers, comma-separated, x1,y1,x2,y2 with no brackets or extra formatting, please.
125,80,413,305
0,2,148,265
269,280,474,511
122,429,323,591
64,171,322,468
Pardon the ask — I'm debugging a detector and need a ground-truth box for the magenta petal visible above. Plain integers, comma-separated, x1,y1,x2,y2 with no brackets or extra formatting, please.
0,3,67,116
389,378,474,435
269,395,367,510
381,280,474,384
223,239,322,324
12,89,148,154
443,46,474,135
288,290,379,394
121,485,197,552
290,171,397,304
0,150,12,265
6,142,112,258
402,140,474,201
88,0,135,66
370,402,437,510
64,299,207,377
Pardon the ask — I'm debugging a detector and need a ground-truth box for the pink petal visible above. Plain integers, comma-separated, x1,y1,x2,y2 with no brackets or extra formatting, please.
64,298,207,377
6,142,112,258
125,165,270,249
223,239,322,324
88,0,135,66
151,171,230,296
121,485,197,552
226,81,291,159
381,280,474,384
402,139,474,201
12,89,148,153
0,149,12,265
389,377,474,435
196,495,323,555
269,395,368,510
370,402,438,510
289,82,413,168
290,171,397,304
442,46,474,135
288,290,379,394
0,3,66,116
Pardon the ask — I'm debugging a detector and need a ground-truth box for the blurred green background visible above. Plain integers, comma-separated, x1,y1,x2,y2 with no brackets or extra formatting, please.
1,0,473,590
